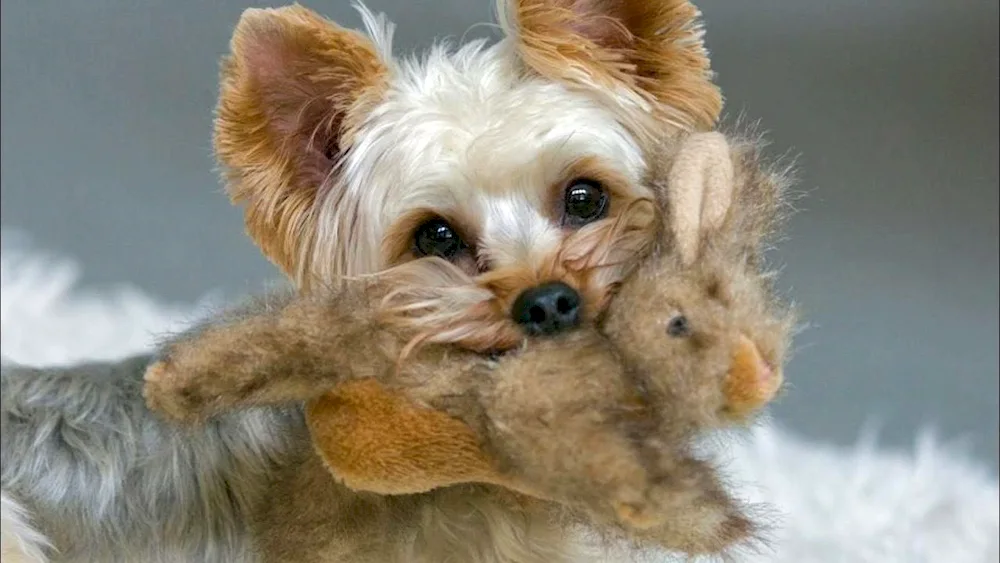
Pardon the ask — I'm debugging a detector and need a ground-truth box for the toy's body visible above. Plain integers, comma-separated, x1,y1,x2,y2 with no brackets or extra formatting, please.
143,281,756,559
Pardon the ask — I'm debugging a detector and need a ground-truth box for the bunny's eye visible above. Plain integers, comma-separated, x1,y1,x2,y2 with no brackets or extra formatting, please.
666,315,691,338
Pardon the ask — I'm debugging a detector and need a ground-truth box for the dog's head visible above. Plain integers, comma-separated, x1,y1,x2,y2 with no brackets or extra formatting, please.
214,1,721,351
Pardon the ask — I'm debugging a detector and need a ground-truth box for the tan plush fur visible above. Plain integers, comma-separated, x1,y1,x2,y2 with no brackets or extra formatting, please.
308,379,496,495
604,131,795,429
143,131,793,561
145,289,748,559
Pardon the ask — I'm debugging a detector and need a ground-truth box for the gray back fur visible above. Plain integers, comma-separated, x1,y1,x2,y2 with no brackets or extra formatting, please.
1,354,306,563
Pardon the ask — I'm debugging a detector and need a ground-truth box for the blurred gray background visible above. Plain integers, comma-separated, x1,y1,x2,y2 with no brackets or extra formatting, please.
2,0,997,469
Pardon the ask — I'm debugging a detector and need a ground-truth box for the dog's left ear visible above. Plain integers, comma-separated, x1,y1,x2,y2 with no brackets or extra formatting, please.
214,5,390,282
501,0,721,133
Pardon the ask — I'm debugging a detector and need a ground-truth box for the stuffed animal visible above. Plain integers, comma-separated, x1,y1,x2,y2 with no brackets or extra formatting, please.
334,129,794,497
144,130,793,557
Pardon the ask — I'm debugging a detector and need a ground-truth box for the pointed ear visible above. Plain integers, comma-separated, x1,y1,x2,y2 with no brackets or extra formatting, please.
214,4,390,280
501,0,721,132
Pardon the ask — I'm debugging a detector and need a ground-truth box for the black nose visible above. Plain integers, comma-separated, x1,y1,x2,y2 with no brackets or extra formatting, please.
511,282,582,336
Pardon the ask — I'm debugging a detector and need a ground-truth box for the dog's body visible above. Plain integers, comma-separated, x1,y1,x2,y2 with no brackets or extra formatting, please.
1,355,296,563
1,356,578,563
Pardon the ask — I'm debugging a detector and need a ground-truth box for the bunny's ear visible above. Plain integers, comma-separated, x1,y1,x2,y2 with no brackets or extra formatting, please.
655,130,790,266
663,132,735,265
709,133,792,264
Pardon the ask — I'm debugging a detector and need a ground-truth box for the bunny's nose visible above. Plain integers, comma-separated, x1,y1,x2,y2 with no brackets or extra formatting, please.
724,335,782,416
511,282,582,336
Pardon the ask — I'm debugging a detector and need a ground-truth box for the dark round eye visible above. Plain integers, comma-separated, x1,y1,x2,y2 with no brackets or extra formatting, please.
563,179,609,226
666,315,691,338
414,219,465,259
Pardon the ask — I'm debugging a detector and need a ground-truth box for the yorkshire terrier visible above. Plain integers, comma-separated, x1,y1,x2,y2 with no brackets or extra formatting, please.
1,1,730,561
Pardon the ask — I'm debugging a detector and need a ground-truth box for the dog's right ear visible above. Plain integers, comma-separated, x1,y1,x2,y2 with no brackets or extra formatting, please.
500,0,721,136
214,4,390,281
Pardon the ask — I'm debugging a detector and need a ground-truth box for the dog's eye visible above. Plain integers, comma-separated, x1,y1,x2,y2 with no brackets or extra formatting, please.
666,315,691,338
563,179,608,226
414,219,465,259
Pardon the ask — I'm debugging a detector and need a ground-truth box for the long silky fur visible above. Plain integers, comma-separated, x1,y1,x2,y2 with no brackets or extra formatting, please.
0,355,304,563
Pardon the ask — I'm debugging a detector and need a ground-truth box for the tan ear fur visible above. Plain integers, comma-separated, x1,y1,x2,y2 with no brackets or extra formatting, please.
709,131,793,267
214,4,389,281
502,0,722,132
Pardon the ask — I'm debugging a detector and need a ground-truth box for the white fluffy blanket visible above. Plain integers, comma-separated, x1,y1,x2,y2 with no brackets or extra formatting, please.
2,233,997,563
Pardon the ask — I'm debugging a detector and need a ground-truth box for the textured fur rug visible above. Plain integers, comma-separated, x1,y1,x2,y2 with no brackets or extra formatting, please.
2,231,997,563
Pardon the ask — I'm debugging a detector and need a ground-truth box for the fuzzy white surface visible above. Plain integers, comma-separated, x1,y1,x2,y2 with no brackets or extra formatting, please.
1,233,997,563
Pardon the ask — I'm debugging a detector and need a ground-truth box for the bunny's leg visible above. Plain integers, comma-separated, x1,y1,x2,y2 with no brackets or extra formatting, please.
144,289,400,424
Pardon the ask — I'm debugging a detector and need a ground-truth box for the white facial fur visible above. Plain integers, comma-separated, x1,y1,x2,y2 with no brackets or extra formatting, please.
309,22,650,282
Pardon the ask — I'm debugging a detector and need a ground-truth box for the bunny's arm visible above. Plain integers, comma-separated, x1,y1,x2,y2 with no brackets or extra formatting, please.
143,287,402,424
622,453,758,555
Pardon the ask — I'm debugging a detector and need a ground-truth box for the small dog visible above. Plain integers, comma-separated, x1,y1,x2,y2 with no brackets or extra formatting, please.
2,1,732,561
